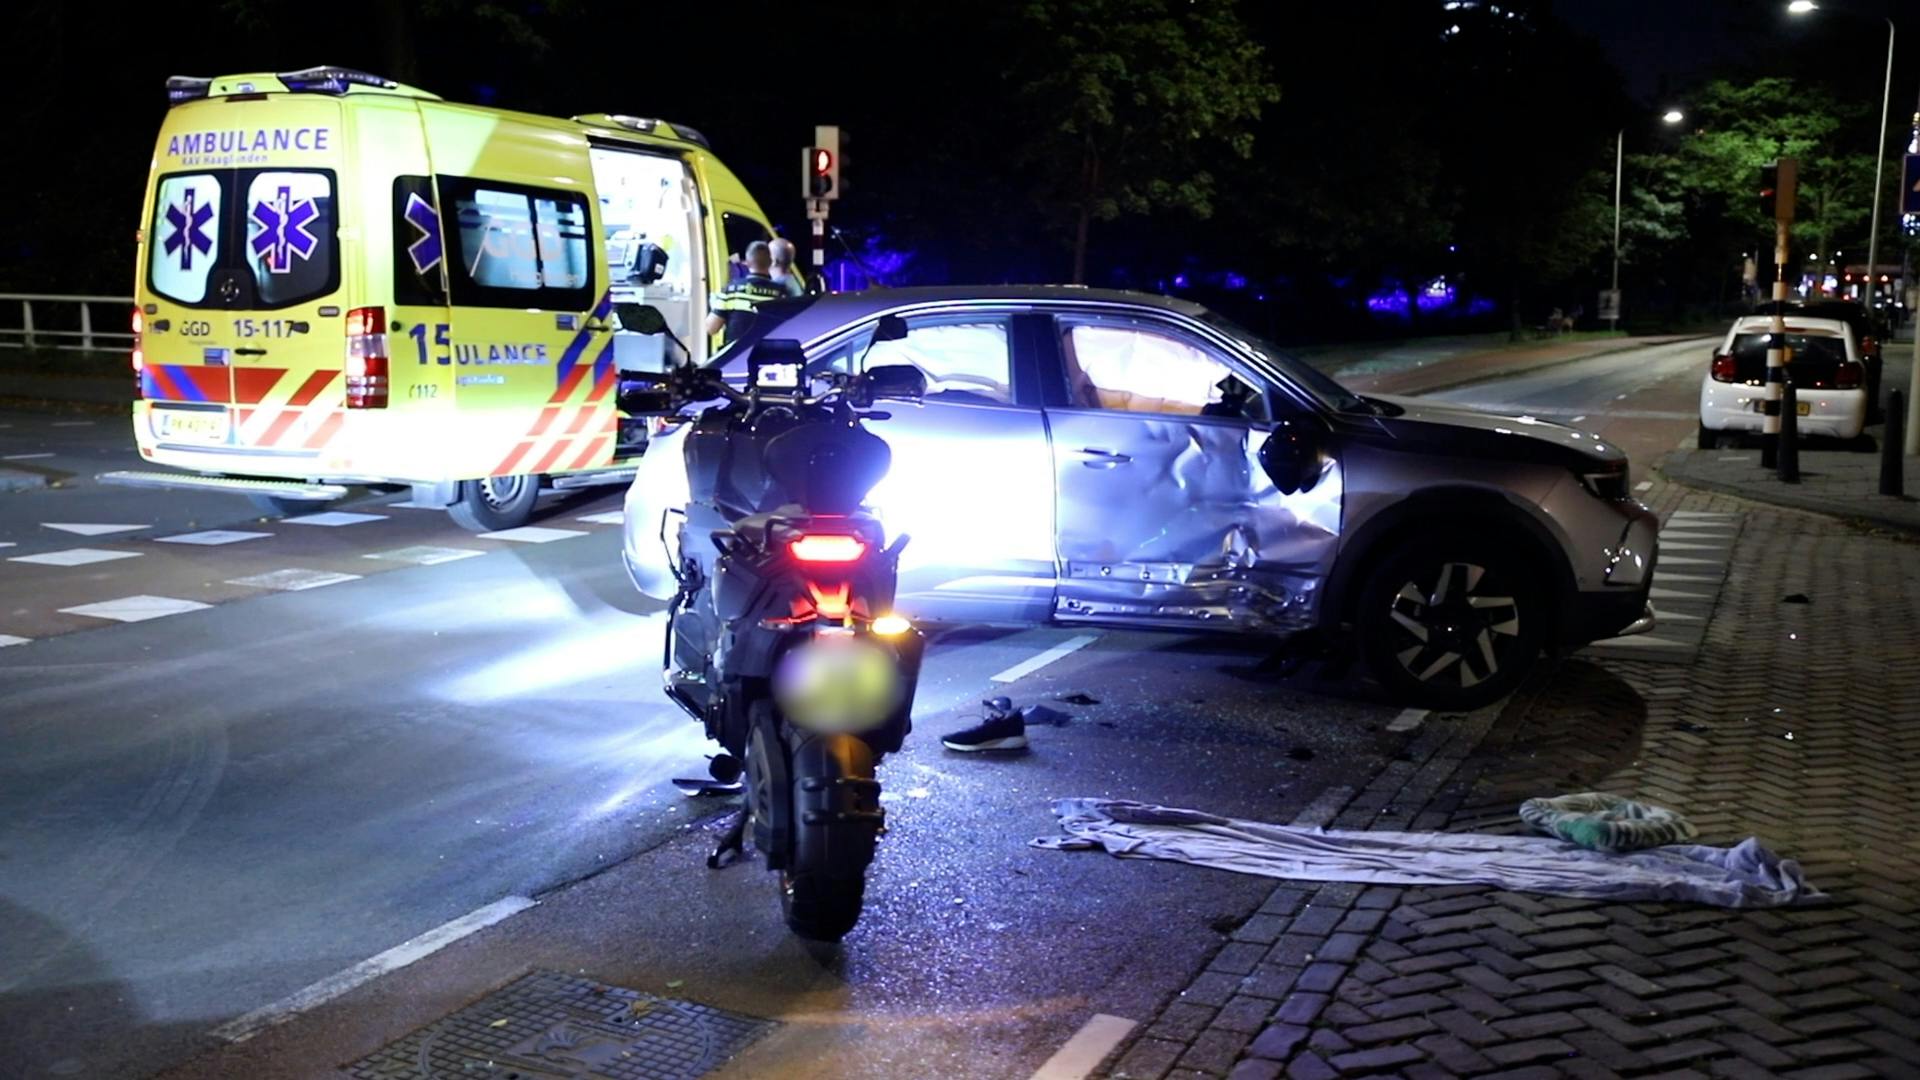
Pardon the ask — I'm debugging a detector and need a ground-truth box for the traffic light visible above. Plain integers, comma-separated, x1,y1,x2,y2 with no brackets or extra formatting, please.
808,146,834,198
803,124,840,202
1759,158,1797,223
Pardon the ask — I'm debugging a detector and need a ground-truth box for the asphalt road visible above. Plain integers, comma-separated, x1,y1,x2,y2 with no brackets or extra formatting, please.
0,337,1730,1080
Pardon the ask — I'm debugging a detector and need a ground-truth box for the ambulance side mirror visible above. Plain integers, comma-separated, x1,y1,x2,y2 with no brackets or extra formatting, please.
615,303,669,335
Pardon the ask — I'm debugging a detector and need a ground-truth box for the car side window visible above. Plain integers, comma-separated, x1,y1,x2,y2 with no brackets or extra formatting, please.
1058,318,1271,422
819,316,1015,405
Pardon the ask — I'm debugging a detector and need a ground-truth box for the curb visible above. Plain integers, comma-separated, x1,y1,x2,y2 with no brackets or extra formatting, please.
1368,334,1714,398
1654,459,1920,539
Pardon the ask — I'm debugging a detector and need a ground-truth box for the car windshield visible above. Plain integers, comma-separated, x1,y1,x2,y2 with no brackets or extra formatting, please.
1196,312,1372,413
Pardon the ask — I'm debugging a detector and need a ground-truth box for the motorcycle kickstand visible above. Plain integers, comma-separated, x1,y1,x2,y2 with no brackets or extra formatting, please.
708,809,748,869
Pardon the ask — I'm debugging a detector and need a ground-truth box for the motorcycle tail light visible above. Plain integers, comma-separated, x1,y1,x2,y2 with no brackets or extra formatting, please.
789,534,866,563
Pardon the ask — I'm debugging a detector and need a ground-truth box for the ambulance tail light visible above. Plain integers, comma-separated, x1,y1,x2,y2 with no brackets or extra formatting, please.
345,307,389,409
131,307,145,399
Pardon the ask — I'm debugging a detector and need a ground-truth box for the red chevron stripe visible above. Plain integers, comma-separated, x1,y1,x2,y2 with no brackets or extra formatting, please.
563,406,596,437
494,441,535,476
233,368,286,405
286,370,336,408
301,411,343,450
566,436,609,471
255,409,302,447
528,440,573,475
528,406,562,438
548,365,587,404
585,364,616,403
182,366,231,402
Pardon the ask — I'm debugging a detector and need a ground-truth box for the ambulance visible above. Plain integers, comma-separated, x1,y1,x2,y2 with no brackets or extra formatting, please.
111,66,781,530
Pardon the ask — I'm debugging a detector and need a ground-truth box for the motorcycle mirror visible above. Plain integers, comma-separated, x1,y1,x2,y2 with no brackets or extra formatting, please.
614,302,669,335
871,314,909,344
1258,417,1325,495
615,375,676,416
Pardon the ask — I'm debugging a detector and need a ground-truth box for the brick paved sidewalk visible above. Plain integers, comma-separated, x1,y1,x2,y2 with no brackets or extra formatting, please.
1662,449,1918,536
1103,481,1920,1080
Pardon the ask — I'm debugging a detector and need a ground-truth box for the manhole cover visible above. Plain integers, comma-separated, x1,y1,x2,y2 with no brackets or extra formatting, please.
345,970,775,1080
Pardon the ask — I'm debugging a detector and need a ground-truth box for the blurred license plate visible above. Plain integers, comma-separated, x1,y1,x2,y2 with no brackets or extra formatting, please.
1751,401,1813,416
154,408,229,442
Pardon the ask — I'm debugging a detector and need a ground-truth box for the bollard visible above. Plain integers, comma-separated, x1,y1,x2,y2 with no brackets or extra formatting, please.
1883,389,1905,496
1778,380,1799,483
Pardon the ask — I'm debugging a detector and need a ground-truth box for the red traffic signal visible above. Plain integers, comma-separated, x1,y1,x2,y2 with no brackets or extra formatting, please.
812,148,833,175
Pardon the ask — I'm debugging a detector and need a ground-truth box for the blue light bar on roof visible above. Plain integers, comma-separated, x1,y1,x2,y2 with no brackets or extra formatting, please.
166,76,213,105
277,66,397,95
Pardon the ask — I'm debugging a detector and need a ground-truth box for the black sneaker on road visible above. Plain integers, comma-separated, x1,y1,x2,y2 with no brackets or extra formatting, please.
942,697,1029,753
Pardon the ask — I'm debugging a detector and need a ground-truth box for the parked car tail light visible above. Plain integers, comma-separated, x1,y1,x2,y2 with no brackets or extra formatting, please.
789,533,866,563
131,307,145,399
1860,335,1878,358
1710,352,1737,382
345,306,389,409
1834,361,1862,389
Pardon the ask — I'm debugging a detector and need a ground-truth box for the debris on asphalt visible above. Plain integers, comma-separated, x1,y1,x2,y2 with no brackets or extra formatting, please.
1286,747,1315,762
1034,798,1824,908
1518,792,1696,852
1782,593,1811,604
1020,704,1072,727
1056,691,1101,705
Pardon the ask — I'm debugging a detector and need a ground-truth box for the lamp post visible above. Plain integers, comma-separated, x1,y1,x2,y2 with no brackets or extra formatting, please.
1788,3,1894,316
1610,109,1686,332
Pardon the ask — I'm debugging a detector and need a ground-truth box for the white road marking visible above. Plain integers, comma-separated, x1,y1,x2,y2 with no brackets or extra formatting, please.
1669,511,1738,519
991,633,1101,683
3,452,54,460
576,511,625,525
49,421,95,427
0,542,14,549
157,530,273,546
210,895,537,1044
227,568,361,591
365,545,485,565
478,525,588,543
1634,480,1652,492
1653,608,1703,622
44,523,150,537
1571,415,1587,422
1386,708,1429,733
1588,634,1691,649
1658,556,1724,566
1715,454,1753,463
286,511,388,527
1030,1013,1138,1080
60,595,210,622
1649,587,1710,601
383,500,442,510
10,548,143,567
1653,572,1720,582
1659,541,1727,552
0,634,29,647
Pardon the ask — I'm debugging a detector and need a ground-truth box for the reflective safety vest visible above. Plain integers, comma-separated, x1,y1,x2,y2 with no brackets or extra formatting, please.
712,275,787,342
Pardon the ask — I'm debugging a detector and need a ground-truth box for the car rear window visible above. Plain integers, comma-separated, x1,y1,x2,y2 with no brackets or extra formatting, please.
148,168,340,309
1731,333,1846,365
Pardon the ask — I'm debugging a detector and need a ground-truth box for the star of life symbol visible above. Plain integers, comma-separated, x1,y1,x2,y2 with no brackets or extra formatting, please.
403,192,442,274
250,185,320,274
163,189,214,272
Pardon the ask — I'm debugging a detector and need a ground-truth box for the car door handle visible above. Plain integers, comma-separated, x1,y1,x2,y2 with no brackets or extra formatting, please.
1075,447,1132,467
233,347,268,356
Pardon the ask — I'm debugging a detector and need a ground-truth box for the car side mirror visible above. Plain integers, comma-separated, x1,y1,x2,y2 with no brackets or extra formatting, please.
615,303,669,335
859,364,926,403
615,375,676,416
1259,417,1324,495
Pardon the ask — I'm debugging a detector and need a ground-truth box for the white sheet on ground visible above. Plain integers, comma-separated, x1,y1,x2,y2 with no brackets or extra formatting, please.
1031,798,1823,909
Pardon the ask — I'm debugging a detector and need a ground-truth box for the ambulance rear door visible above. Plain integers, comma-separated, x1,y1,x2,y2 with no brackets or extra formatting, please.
143,95,349,461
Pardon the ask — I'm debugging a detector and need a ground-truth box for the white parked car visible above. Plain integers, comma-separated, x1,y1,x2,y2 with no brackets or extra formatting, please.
1698,315,1867,448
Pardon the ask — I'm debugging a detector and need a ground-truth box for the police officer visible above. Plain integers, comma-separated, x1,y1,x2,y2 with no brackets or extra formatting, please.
705,240,786,343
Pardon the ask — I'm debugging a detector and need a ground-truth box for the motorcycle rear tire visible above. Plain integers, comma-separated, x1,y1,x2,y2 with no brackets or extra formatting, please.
781,871,866,941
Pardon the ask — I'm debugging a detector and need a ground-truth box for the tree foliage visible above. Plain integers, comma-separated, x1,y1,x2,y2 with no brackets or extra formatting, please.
1014,0,1280,282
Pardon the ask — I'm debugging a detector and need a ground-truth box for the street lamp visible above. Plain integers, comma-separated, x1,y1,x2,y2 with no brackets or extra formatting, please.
1611,109,1686,331
1788,3,1894,317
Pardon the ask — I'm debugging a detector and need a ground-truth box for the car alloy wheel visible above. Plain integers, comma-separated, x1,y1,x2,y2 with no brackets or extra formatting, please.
1384,560,1522,689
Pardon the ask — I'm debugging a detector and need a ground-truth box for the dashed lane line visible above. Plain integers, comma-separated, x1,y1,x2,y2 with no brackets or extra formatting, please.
226,569,363,592
210,895,538,1044
991,633,1101,684
58,595,210,623
9,548,143,567
1030,1014,1139,1080
286,511,389,527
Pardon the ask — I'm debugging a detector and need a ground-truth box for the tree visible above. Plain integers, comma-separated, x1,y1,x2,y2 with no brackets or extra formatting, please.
1013,0,1280,283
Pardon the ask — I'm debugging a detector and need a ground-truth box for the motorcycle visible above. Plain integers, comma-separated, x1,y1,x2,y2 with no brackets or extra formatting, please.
614,305,926,940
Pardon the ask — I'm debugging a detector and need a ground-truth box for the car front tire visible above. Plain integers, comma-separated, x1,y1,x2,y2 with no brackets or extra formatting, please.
1355,537,1545,710
1696,423,1717,450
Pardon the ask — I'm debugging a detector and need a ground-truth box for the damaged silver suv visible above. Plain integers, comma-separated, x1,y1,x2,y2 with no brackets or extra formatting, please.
623,287,1657,709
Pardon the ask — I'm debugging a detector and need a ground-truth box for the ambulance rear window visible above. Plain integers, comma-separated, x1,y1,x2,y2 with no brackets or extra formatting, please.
147,168,340,309
440,176,595,311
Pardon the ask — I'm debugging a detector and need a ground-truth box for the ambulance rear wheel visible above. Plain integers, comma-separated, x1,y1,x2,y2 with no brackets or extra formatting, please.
448,475,540,532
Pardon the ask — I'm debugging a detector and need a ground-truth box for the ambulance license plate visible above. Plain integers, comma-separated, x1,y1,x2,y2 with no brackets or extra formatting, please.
154,407,230,443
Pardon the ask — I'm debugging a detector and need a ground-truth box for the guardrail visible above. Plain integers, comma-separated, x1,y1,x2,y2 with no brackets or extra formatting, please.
0,294,135,353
